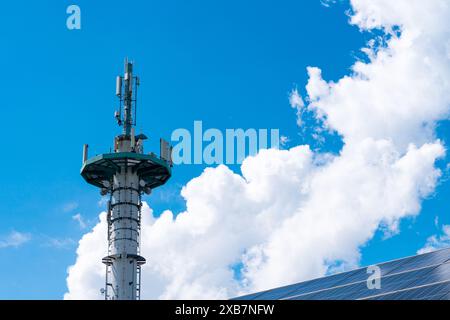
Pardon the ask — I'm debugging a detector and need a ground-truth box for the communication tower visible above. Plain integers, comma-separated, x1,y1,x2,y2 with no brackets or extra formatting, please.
81,59,172,300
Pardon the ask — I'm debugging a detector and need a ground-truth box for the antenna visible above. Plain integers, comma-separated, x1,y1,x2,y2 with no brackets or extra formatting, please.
123,59,133,136
116,76,122,97
115,59,140,136
82,144,88,164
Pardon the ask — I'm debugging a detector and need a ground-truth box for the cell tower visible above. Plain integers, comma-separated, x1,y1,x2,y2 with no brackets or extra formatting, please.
81,59,172,300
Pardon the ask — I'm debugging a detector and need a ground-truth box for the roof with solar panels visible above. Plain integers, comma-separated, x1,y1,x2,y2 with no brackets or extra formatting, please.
233,247,450,300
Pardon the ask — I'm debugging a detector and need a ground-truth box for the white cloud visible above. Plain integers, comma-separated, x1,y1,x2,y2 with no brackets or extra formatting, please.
320,0,337,8
97,197,108,208
65,0,450,299
43,237,76,249
0,231,31,249
72,213,87,229
289,88,305,126
418,225,450,254
65,141,444,299
64,213,107,299
63,202,78,213
280,135,290,147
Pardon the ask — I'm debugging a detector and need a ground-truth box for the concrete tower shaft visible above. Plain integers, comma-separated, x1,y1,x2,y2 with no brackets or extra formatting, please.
107,169,142,300
81,60,172,300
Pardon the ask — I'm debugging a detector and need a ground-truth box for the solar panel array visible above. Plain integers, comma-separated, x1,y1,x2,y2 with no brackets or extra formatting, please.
234,247,450,300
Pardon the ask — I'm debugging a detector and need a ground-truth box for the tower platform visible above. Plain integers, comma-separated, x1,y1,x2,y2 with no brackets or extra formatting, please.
81,151,171,190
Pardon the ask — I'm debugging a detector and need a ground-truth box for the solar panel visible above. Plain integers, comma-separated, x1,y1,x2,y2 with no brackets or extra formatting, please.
234,268,362,300
365,281,450,300
287,264,437,300
233,247,450,300
384,248,450,275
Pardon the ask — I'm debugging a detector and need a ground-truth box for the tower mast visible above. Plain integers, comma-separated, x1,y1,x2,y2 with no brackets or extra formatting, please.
122,59,133,137
81,60,172,300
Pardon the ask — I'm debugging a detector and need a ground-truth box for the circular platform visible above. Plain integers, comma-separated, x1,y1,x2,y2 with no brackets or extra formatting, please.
81,152,171,190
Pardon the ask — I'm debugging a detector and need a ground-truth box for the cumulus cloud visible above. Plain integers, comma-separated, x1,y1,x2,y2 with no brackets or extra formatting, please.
0,231,31,249
64,213,107,299
65,0,450,299
418,225,450,254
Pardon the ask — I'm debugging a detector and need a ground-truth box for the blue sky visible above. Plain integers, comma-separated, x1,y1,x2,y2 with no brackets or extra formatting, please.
0,0,449,299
